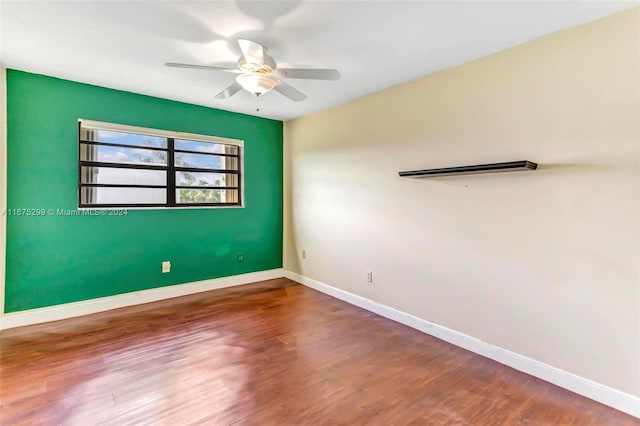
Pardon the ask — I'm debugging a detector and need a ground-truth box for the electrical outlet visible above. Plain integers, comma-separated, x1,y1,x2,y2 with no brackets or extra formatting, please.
367,271,373,283
162,261,171,273
237,254,244,263
301,249,306,259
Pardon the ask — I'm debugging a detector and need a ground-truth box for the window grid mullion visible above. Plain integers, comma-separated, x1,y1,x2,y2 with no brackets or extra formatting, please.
167,138,176,207
79,161,167,171
80,184,166,189
79,140,169,152
173,149,239,158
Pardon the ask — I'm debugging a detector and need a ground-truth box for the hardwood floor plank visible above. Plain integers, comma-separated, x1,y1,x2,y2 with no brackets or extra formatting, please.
0,278,636,425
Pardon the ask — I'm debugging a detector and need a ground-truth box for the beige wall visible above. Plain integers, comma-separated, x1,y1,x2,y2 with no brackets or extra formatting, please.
284,8,640,396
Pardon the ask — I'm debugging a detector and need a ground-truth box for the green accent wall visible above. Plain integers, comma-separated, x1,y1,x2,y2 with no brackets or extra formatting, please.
5,70,283,312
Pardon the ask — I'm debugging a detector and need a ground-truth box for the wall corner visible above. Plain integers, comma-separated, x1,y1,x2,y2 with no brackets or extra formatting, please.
0,66,7,319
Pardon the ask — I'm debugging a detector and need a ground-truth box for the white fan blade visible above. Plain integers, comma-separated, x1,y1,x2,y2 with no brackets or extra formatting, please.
238,39,265,65
277,68,341,80
274,80,306,102
165,63,241,73
215,82,243,99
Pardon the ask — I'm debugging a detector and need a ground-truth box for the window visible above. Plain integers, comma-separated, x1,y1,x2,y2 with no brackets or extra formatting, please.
78,120,243,208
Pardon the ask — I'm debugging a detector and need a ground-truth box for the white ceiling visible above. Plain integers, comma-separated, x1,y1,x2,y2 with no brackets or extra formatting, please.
1,1,636,121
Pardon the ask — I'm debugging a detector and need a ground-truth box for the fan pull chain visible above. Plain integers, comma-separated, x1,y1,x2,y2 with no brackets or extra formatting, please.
256,94,260,112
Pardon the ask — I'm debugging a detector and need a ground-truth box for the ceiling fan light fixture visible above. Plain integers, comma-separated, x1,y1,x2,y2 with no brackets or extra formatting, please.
236,73,279,95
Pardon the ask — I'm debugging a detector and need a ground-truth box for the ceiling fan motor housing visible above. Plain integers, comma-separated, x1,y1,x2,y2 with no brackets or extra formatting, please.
237,55,277,74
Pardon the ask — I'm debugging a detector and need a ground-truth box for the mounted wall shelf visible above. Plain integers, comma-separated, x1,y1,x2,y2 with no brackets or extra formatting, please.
399,161,537,178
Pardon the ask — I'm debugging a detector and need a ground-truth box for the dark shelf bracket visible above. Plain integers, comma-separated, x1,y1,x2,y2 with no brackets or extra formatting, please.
399,161,537,178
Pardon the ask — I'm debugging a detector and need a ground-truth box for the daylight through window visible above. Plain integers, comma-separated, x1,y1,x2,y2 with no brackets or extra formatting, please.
78,120,243,208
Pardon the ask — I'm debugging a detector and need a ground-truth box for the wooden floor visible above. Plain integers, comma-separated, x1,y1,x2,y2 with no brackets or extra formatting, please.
0,279,636,425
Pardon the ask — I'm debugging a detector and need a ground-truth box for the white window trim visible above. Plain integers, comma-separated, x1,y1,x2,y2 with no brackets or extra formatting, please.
78,119,244,147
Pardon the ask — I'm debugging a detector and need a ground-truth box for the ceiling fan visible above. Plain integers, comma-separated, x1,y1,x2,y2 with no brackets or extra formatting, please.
166,39,340,105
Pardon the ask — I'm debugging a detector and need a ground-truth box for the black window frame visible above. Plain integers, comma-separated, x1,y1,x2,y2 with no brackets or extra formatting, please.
78,121,243,208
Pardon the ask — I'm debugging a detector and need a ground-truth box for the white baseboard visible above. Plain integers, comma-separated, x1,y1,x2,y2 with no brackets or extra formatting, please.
283,271,640,418
0,268,285,331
